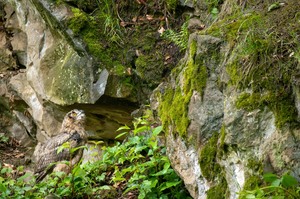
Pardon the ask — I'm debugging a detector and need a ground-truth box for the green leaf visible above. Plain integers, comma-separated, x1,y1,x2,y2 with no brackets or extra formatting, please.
159,181,181,191
17,173,32,182
70,145,88,154
23,186,32,191
124,184,139,194
150,179,158,188
268,3,280,12
152,126,163,136
115,131,128,139
117,125,130,131
151,162,171,176
211,7,219,20
57,142,70,154
271,178,282,187
245,194,256,199
133,125,149,135
95,173,106,182
0,183,7,193
281,174,298,188
134,145,148,153
57,186,71,196
73,166,85,177
272,196,285,199
99,185,111,190
263,173,278,183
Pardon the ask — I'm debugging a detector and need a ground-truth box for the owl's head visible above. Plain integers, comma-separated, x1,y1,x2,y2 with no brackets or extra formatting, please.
62,109,86,128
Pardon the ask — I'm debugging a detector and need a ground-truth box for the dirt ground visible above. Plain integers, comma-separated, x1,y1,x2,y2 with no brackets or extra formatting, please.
0,135,33,170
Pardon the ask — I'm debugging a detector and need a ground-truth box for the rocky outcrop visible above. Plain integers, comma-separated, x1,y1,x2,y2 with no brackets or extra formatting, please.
6,0,108,105
152,0,300,198
0,0,139,146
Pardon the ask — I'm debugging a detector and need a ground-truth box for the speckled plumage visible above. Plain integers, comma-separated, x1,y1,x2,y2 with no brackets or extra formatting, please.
34,109,87,182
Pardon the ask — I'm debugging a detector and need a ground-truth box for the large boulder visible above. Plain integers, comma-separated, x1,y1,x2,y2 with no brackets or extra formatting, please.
152,28,300,198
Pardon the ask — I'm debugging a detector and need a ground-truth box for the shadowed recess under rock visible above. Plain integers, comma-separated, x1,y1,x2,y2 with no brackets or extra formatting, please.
63,95,139,140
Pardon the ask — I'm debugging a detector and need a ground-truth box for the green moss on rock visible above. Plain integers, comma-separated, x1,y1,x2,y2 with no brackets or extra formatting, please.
203,0,300,129
158,39,208,136
241,175,262,193
159,87,191,136
235,92,298,128
206,176,228,199
68,8,89,35
199,132,229,199
199,132,221,181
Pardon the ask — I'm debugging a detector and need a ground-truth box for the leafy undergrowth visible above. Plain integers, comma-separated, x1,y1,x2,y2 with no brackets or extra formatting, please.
0,117,191,199
239,173,300,199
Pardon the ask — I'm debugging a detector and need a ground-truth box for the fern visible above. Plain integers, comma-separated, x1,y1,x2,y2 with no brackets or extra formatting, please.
163,21,189,51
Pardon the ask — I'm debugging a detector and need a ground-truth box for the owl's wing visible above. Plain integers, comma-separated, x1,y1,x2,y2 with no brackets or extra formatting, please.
34,132,84,182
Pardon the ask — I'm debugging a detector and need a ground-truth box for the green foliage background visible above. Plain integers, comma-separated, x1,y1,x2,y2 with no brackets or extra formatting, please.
0,116,191,199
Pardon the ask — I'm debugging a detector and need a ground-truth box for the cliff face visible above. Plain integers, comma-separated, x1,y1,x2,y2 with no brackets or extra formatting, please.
152,0,300,198
0,0,181,162
0,0,300,198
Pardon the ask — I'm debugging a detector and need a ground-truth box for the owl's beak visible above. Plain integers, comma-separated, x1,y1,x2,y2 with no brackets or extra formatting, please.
77,110,86,120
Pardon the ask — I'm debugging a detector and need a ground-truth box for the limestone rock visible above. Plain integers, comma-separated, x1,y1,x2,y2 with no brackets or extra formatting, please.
166,133,209,199
6,0,107,105
153,29,300,199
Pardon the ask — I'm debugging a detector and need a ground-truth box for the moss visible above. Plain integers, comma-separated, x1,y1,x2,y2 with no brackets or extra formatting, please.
247,158,263,174
204,0,224,12
68,8,89,35
199,132,221,181
236,91,298,128
135,55,151,79
238,159,263,198
113,64,127,76
198,132,229,198
241,175,262,193
158,39,208,137
166,0,178,11
225,61,242,86
235,92,263,111
204,13,261,46
206,176,228,199
216,1,300,129
159,87,191,136
217,125,227,158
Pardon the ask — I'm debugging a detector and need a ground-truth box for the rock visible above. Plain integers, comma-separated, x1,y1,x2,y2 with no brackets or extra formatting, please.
166,133,209,199
7,122,34,147
188,18,205,33
3,0,136,144
188,78,224,146
6,0,107,105
8,110,36,147
82,143,103,164
153,28,300,198
152,33,225,198
223,92,276,149
9,73,60,139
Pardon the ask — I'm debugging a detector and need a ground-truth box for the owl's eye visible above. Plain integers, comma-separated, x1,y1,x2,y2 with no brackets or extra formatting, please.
69,111,77,118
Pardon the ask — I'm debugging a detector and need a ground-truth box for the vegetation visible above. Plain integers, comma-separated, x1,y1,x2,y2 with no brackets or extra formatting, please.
202,0,300,128
239,173,300,199
162,21,189,51
0,116,191,198
199,132,228,199
158,40,205,136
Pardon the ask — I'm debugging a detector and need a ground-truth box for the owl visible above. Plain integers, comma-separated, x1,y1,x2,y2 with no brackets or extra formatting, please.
34,109,87,182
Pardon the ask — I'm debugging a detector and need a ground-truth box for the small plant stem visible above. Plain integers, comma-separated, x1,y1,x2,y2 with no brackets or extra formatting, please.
259,185,298,198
